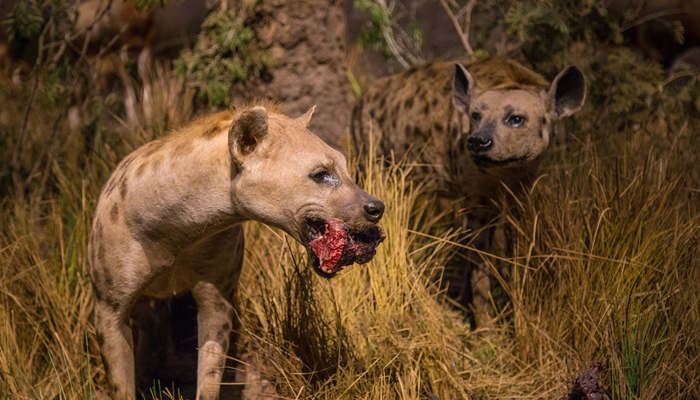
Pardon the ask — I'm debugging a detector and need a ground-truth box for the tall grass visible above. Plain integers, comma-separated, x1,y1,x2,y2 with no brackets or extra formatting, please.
0,60,193,398
1,51,698,400
503,134,700,399
238,155,576,399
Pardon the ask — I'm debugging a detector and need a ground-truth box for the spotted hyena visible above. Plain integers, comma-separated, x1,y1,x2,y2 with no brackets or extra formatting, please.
89,104,386,400
351,57,586,326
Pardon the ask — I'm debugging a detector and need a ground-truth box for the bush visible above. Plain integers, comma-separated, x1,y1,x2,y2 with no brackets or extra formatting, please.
175,6,272,108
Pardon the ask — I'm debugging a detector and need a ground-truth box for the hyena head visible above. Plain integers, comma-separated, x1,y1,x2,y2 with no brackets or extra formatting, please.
229,105,385,277
453,63,586,167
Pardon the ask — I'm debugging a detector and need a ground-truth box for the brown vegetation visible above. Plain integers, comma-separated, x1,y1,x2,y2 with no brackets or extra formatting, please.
1,0,698,399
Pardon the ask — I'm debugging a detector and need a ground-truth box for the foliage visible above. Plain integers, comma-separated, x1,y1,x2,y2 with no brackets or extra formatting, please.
3,0,72,61
175,7,272,108
505,0,626,61
353,0,424,67
354,0,394,58
4,0,45,43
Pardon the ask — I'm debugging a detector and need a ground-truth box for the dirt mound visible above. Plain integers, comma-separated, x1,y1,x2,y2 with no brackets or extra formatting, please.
231,0,352,150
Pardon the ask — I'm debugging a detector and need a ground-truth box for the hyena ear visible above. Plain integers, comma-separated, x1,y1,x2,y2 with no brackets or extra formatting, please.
549,66,586,119
229,106,268,160
453,63,474,110
297,105,316,127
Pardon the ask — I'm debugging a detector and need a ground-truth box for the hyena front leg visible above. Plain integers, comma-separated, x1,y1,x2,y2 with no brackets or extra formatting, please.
470,265,493,328
192,281,234,400
469,215,500,328
95,300,136,400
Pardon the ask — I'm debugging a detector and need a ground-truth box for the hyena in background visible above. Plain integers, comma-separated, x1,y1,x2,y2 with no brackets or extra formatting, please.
351,57,586,326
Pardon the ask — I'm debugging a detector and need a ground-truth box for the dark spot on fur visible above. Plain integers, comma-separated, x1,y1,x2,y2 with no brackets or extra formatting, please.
413,126,423,137
173,141,192,157
143,141,161,158
423,103,431,115
379,97,386,108
479,104,488,111
213,301,228,314
135,162,147,177
103,266,113,288
369,109,375,118
403,98,414,109
120,153,137,171
136,203,189,247
216,328,229,342
103,178,117,197
201,125,220,139
392,118,398,130
541,117,546,125
96,332,105,346
539,129,543,138
431,98,438,107
90,271,103,300
223,321,231,332
97,245,106,271
151,155,162,171
93,283,103,301
433,123,444,132
110,203,119,222
119,179,128,199
107,295,121,312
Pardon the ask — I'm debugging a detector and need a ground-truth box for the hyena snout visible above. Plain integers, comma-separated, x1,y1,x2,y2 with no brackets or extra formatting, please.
467,130,494,153
363,196,385,223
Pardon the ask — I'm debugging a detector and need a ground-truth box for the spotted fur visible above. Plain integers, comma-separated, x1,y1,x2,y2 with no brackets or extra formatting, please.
352,57,586,326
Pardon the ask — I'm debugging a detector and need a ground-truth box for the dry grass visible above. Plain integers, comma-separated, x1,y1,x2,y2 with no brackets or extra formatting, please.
1,51,698,400
503,133,700,399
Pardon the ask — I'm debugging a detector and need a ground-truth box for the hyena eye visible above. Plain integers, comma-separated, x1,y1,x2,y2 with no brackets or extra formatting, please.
470,112,482,122
506,114,526,127
310,170,340,187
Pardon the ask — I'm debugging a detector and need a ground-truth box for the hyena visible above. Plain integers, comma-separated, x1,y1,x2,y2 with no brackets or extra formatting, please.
89,104,386,399
351,57,585,326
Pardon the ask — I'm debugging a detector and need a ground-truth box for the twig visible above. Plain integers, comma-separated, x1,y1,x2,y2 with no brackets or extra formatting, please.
439,0,475,57
621,8,684,32
373,0,423,68
10,10,55,189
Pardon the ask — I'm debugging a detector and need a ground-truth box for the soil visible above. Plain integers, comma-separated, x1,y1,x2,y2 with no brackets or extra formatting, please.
230,0,353,150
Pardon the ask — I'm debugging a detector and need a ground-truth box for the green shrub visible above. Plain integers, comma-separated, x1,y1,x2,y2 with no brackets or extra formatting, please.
175,7,272,108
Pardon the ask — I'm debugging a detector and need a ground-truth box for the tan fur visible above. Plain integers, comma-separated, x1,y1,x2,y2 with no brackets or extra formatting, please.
352,57,585,326
90,105,383,399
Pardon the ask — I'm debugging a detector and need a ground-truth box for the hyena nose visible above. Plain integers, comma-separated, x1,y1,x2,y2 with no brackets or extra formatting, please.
467,134,493,152
363,199,385,222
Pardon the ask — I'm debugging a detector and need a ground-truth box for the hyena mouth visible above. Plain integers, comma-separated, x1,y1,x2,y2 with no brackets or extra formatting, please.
471,154,529,167
305,218,386,278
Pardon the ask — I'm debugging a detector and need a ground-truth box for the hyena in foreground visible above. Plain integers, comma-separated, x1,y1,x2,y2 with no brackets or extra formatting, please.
352,57,586,326
89,105,386,399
